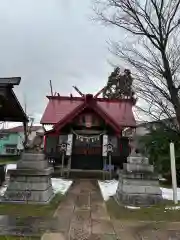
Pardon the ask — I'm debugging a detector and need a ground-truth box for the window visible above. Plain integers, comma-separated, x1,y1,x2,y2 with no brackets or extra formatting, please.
6,148,16,154
0,133,9,140
5,144,17,154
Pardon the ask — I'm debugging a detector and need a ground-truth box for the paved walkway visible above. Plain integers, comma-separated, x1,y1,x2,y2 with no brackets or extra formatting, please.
42,179,180,240
43,179,116,239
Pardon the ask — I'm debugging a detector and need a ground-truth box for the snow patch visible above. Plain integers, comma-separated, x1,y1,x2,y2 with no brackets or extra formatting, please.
51,178,72,194
0,178,72,197
98,179,180,203
160,187,180,201
98,180,118,201
159,178,166,181
165,206,180,210
0,184,7,196
125,206,140,209
5,164,17,173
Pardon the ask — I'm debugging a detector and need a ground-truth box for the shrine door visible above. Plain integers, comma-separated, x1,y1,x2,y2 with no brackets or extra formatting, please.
71,136,103,170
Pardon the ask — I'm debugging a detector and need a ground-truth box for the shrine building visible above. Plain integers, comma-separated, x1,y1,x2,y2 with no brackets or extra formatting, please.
40,88,136,177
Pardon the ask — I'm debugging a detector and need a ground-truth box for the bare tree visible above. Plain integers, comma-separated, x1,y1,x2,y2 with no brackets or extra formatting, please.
94,0,180,131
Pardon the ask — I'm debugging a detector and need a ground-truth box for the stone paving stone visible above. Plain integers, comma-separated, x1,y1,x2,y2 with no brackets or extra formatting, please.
59,193,77,209
167,230,180,239
88,234,119,240
69,222,91,240
112,220,145,234
75,193,90,209
91,219,115,235
42,232,66,240
70,184,82,195
78,180,97,191
136,228,180,240
168,222,180,230
91,191,103,200
54,206,74,218
115,231,137,240
133,221,170,240
91,203,110,220
72,209,91,222
90,193,103,205
70,218,91,233
136,230,160,240
154,231,169,240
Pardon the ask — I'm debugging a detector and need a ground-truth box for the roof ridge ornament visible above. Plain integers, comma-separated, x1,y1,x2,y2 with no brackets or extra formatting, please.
73,86,84,97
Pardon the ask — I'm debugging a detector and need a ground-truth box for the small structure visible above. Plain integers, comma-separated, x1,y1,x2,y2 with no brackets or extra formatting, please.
115,151,162,206
0,77,28,186
41,86,136,178
0,77,28,123
0,77,54,204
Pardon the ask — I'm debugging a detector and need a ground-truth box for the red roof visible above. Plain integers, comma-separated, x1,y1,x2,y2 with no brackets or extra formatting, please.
97,101,136,127
2,125,42,133
40,95,136,132
41,97,84,124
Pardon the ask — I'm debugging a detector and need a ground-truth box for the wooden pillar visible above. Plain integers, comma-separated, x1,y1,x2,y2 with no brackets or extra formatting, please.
61,152,65,177
109,154,112,180
43,135,47,152
103,156,107,180
67,156,72,178
102,135,108,180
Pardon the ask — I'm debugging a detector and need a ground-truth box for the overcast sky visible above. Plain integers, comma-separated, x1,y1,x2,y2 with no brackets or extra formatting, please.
0,0,125,124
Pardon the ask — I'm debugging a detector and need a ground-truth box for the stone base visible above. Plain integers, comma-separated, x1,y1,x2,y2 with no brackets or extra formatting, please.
3,191,55,205
3,173,54,204
115,192,162,207
3,152,54,204
115,154,163,207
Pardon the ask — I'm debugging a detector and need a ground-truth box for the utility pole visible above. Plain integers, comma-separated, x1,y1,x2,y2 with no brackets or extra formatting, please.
170,142,178,204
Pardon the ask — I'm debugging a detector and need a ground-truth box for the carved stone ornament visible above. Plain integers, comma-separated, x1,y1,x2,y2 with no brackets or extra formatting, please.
25,134,44,153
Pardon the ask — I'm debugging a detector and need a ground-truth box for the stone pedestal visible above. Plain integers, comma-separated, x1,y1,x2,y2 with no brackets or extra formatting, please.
3,152,54,204
115,154,162,207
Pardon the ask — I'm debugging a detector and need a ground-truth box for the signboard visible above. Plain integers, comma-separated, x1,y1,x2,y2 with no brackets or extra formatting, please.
66,134,73,156
73,147,101,155
102,135,108,156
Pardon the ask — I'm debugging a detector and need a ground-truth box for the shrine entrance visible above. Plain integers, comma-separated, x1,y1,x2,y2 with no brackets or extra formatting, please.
71,136,103,170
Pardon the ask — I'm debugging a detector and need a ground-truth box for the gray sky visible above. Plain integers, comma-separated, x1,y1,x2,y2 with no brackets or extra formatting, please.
0,0,124,124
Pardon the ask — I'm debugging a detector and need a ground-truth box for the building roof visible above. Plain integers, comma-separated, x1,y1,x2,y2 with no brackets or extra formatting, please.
0,77,28,122
41,94,136,132
41,97,84,125
1,125,42,133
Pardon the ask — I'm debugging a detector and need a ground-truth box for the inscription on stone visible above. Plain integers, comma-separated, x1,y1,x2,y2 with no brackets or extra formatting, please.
5,190,31,201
